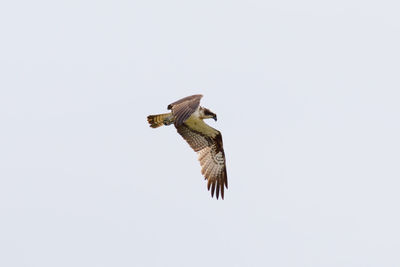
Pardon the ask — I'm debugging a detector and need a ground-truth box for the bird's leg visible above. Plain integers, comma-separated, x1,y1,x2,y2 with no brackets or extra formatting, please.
163,115,174,126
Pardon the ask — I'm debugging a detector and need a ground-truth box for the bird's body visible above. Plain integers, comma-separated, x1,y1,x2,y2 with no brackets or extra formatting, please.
147,94,228,199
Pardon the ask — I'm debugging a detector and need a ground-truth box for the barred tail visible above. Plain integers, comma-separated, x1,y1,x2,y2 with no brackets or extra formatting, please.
147,113,172,128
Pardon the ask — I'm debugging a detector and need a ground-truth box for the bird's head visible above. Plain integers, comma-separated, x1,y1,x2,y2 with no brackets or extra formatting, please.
200,107,217,121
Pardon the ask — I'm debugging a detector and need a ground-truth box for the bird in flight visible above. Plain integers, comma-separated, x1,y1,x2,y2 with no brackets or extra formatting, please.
147,94,228,199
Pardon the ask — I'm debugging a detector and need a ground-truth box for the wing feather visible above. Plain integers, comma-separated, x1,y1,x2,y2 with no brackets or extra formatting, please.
198,147,212,163
168,94,203,127
204,162,216,181
201,159,213,175
176,121,228,199
202,164,211,175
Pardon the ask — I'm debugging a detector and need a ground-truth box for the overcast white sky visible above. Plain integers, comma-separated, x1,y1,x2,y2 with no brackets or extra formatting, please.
1,0,400,266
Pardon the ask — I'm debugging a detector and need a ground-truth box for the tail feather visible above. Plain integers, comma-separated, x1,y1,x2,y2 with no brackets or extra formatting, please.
147,113,171,128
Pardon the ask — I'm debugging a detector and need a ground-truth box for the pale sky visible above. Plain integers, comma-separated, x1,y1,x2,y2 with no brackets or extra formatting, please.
1,1,399,266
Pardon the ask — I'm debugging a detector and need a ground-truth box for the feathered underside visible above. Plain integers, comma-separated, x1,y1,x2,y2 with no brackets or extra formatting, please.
176,119,228,199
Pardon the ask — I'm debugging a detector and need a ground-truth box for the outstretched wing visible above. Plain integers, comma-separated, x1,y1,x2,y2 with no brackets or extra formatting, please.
167,94,203,127
176,120,228,199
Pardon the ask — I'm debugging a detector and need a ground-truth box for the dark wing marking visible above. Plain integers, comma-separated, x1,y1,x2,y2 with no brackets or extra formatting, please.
176,123,228,199
167,94,203,127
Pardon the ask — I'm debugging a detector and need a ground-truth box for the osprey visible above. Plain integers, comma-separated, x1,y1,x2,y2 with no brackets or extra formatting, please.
147,94,228,199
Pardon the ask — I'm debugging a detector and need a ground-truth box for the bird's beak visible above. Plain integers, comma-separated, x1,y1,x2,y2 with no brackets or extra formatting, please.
213,115,217,121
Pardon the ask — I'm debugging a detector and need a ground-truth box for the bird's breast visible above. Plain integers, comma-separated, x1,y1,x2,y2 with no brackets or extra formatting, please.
184,117,218,138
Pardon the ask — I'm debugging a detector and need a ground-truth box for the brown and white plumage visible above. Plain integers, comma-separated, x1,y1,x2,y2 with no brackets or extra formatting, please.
147,94,228,199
